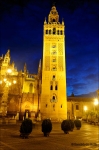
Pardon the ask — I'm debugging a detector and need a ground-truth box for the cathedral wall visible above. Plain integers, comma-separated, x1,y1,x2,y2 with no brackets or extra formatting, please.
21,93,38,112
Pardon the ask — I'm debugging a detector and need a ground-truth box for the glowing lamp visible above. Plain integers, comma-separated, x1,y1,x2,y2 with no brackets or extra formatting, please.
0,80,2,84
7,69,12,74
4,78,7,82
94,99,98,105
13,80,16,84
84,106,87,111
9,82,11,86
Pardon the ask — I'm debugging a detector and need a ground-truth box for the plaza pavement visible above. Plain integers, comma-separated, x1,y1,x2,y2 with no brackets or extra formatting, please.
0,121,99,150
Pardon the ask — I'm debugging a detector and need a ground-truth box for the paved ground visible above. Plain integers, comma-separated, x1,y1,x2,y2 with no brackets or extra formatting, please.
0,121,99,150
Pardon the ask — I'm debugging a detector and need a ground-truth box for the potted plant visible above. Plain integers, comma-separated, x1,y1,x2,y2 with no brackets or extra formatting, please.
61,120,71,134
42,119,52,137
74,119,81,130
20,118,33,138
69,120,74,131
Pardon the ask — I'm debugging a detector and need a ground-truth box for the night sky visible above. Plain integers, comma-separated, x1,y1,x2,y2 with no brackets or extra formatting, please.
0,0,99,96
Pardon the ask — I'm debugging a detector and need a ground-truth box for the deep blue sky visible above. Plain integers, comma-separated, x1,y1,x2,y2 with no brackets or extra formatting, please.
0,0,99,96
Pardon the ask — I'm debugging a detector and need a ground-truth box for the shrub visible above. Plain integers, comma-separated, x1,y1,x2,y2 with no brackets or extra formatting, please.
74,119,81,129
42,119,52,136
20,118,33,138
61,120,71,134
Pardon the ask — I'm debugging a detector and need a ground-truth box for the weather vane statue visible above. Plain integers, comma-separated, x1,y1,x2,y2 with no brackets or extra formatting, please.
52,1,56,6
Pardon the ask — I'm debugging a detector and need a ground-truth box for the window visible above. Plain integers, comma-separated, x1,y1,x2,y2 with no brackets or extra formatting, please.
52,65,57,71
49,30,51,34
52,44,56,48
53,96,55,100
52,75,55,80
55,85,58,90
76,105,79,110
46,30,48,34
50,94,57,103
57,30,59,35
55,81,58,90
52,51,57,55
52,57,56,62
53,28,56,34
60,30,63,35
50,85,53,90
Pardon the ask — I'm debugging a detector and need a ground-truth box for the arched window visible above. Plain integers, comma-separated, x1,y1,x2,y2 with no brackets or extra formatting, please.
50,94,57,103
53,28,56,34
60,30,62,35
46,30,48,34
49,30,51,34
53,19,55,22
55,85,58,90
76,104,79,110
52,75,55,80
53,96,55,100
29,83,33,93
50,85,53,90
57,30,59,35
52,57,56,62
52,65,57,71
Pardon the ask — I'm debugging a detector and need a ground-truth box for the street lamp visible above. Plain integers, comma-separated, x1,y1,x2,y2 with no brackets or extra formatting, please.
93,97,99,122
94,98,98,106
94,98,98,112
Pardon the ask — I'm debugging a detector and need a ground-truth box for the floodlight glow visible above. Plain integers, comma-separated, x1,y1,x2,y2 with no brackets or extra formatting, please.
9,82,11,86
13,80,16,84
84,106,87,111
4,78,7,82
94,99,98,105
7,69,12,74
0,80,2,84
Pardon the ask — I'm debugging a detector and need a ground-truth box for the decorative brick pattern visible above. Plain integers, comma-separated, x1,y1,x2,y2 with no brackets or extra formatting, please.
45,56,50,71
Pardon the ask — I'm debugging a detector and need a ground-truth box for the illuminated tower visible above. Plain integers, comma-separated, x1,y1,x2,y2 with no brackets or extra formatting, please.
41,6,67,121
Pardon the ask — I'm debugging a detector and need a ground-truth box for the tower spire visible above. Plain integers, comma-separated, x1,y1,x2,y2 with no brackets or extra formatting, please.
48,5,59,23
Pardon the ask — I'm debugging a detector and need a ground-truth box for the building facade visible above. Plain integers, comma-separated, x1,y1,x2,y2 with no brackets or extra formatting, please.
0,6,98,121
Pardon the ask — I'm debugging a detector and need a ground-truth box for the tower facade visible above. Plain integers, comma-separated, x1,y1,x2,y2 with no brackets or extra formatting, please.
41,6,67,121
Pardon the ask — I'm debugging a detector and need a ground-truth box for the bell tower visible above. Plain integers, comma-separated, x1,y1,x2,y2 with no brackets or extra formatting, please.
41,6,67,121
